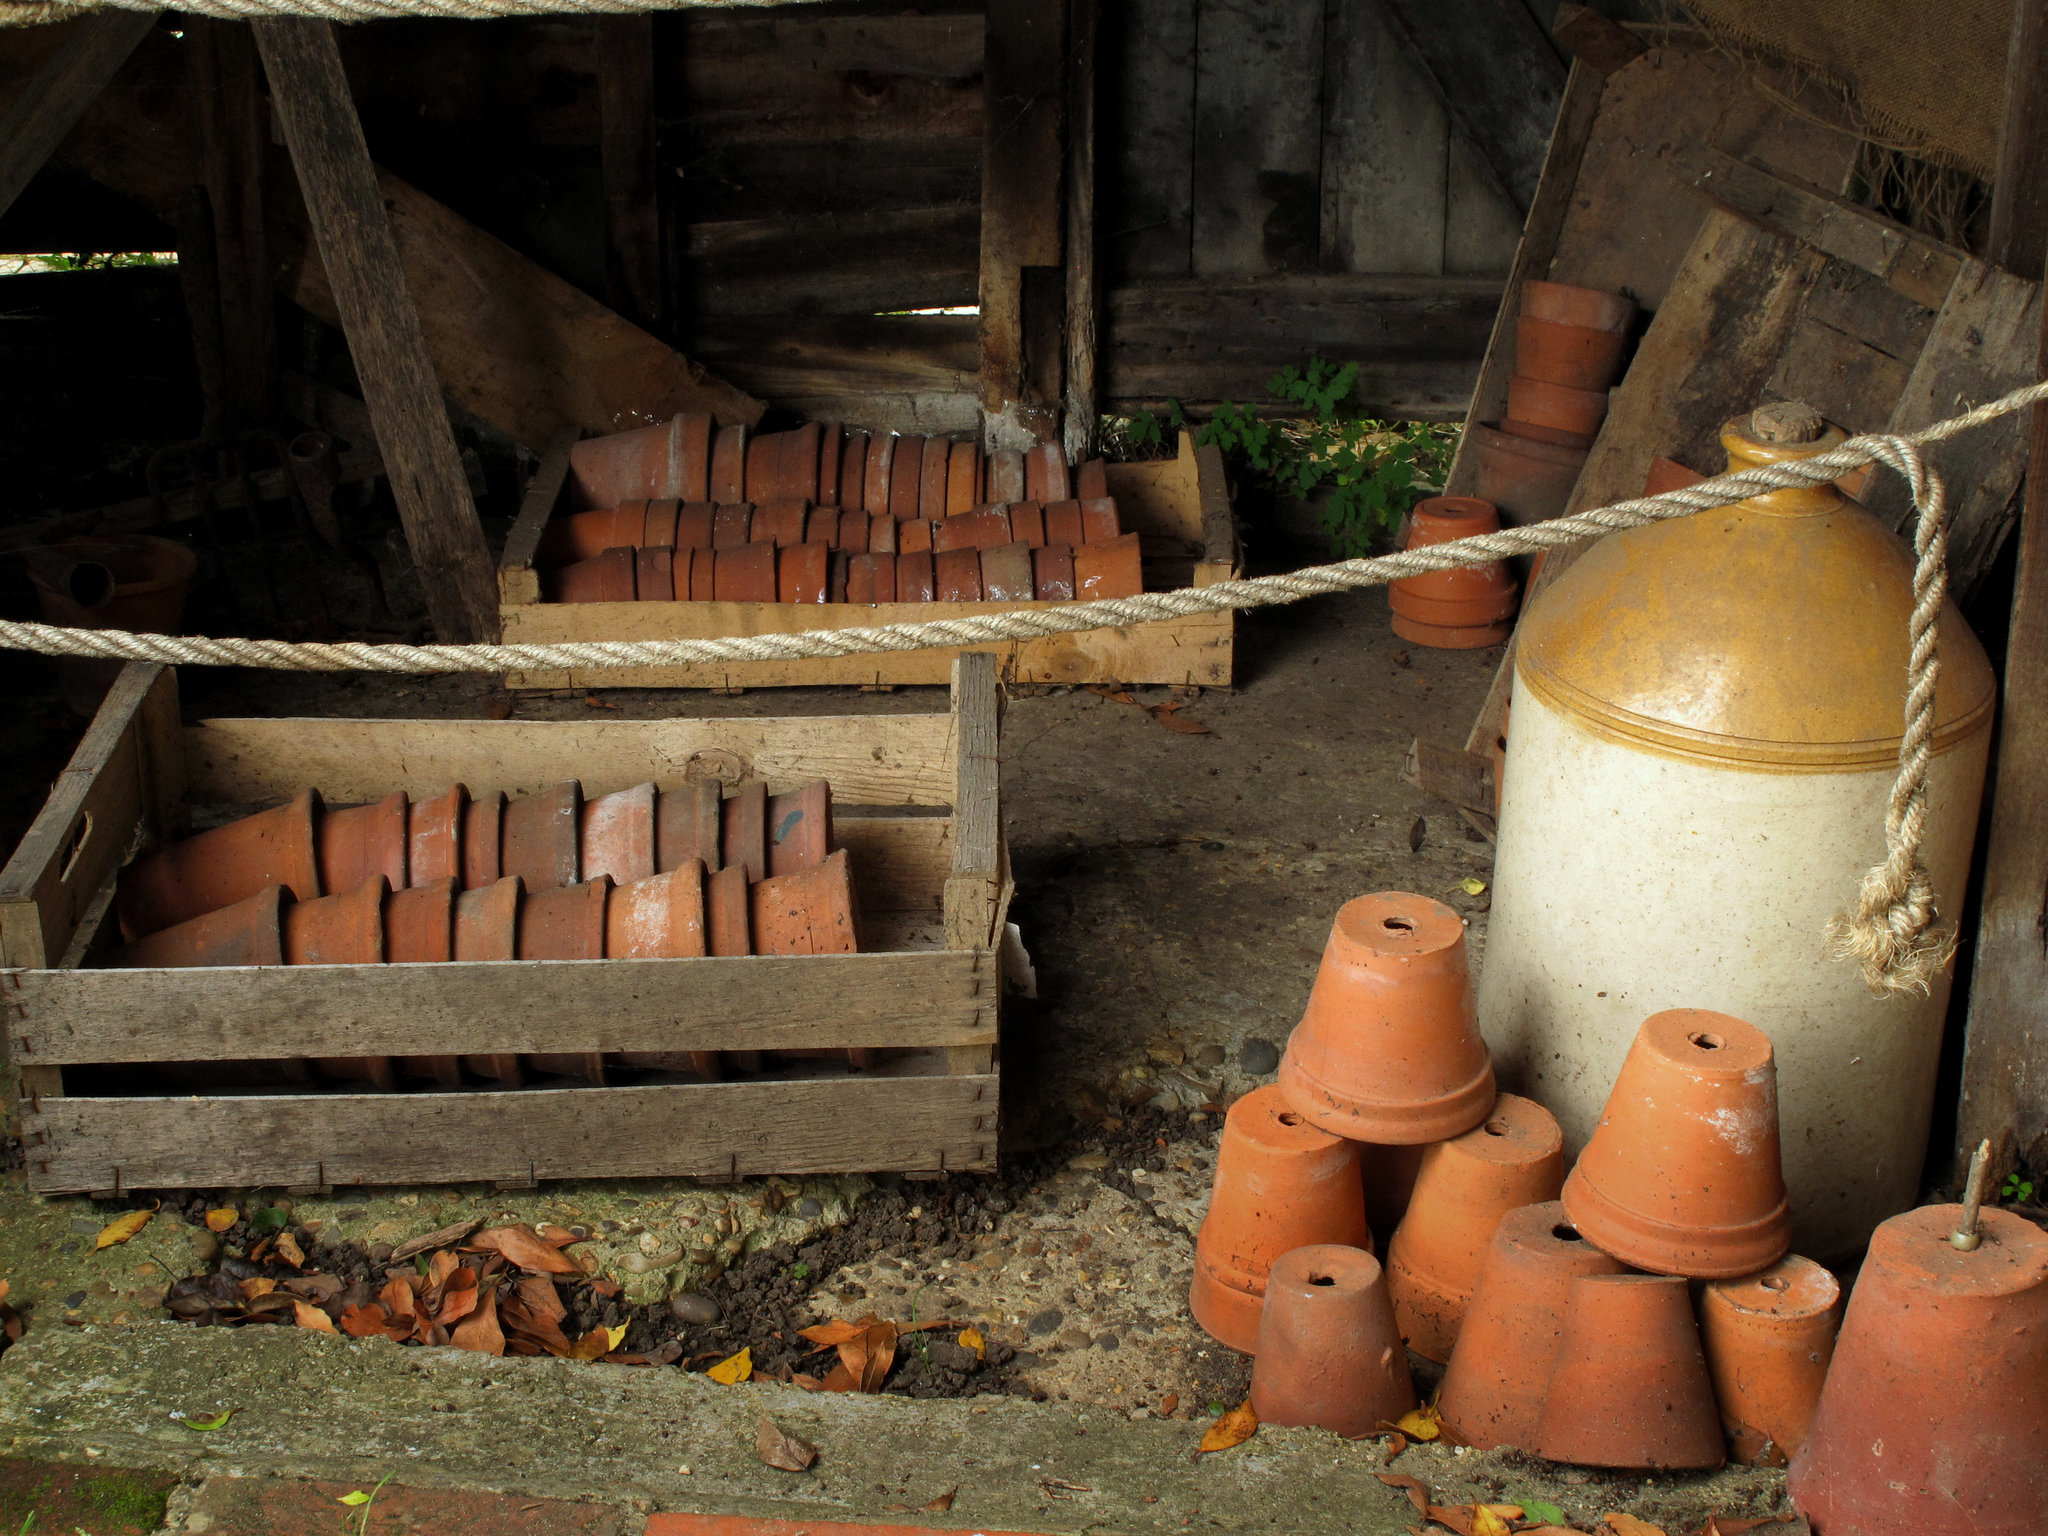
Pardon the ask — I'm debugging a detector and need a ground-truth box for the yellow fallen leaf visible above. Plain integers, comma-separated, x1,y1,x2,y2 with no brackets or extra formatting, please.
958,1327,986,1359
1395,1405,1442,1442
292,1300,337,1333
707,1346,752,1385
1460,877,1488,896
1198,1399,1258,1454
1472,1506,1519,1536
95,1206,156,1250
606,1324,628,1353
204,1209,238,1233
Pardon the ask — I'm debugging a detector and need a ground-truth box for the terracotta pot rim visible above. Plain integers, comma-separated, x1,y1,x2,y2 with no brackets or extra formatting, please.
1468,420,1592,467
1279,1053,1497,1143
1562,1164,1793,1277
1391,614,1516,648
1188,1254,1265,1354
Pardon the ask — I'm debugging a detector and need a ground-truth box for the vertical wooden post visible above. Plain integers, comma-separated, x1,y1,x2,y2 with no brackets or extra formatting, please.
0,10,157,223
598,15,663,336
253,18,499,645
1061,0,1099,463
190,20,274,428
1989,0,2048,279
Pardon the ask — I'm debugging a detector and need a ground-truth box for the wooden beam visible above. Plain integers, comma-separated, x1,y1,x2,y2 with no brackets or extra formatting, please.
979,0,1065,448
1988,0,2048,278
1191,0,1322,275
1549,3,1645,79
1954,250,2048,1187
0,10,156,226
189,19,273,427
1062,0,1100,463
598,15,663,334
253,18,499,645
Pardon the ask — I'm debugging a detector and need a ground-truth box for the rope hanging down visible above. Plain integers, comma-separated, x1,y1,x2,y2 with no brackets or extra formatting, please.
7,378,2047,990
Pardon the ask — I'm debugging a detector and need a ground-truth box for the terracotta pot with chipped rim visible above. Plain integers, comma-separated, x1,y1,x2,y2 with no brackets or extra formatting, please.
1534,1273,1725,1469
407,785,467,887
657,779,723,874
501,781,581,892
897,550,936,602
1700,1253,1842,1466
319,790,408,897
549,547,637,603
1076,458,1109,501
635,547,675,602
1189,1083,1373,1354
711,503,752,550
1009,501,1046,549
455,876,523,1084
981,541,1036,603
709,424,747,503
947,440,981,516
889,435,926,522
1249,1245,1415,1437
919,437,951,520
1389,496,1518,648
1278,892,1495,1144
1080,497,1121,542
462,789,503,890
1501,417,1597,449
715,541,776,603
1788,1204,2048,1535
1074,532,1143,599
751,847,860,955
1385,1092,1567,1361
1025,441,1070,503
986,447,1026,503
777,541,830,603
1033,543,1076,601
1460,422,1588,526
1508,374,1609,438
1562,1009,1793,1279
768,779,832,876
705,863,751,956
868,514,897,556
1515,314,1630,391
108,885,288,968
862,433,895,516
1045,500,1085,548
675,503,715,551
936,547,982,602
840,431,869,512
722,779,769,884
580,783,657,887
1521,278,1636,334
117,787,322,939
1436,1202,1628,1450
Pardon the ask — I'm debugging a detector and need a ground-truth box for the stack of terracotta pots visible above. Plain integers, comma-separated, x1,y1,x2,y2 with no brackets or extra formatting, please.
107,778,861,1086
543,416,1141,606
1386,496,1520,649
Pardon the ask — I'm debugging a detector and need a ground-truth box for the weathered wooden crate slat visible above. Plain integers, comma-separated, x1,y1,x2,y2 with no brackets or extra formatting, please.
0,657,1006,1195
494,428,1238,690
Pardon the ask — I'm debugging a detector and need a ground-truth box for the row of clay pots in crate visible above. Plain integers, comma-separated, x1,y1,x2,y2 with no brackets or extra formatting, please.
568,412,1107,530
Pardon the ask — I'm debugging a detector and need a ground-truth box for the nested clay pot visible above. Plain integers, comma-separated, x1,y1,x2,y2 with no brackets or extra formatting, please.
1034,544,1076,601
454,877,521,1084
947,441,982,516
1515,314,1630,391
1074,532,1143,600
750,848,860,955
407,784,467,887
888,435,926,521
1386,1093,1567,1361
501,781,581,893
705,863,752,956
767,779,832,876
536,505,641,566
687,547,717,601
565,412,711,508
1436,1202,1627,1449
981,542,1036,603
1080,498,1121,542
1044,501,1086,549
986,446,1026,503
836,431,867,513
846,553,896,604
931,516,976,555
285,875,388,965
1190,1084,1372,1354
519,878,612,1081
1534,1273,1725,1470
777,541,830,604
109,885,288,968
919,437,951,521
1388,497,1518,649
1562,1009,1793,1278
117,787,321,940
675,503,715,552
1700,1253,1841,1466
1278,892,1495,1144
709,423,747,503
548,547,637,603
1249,1245,1415,1437
634,547,675,602
1008,502,1046,549
715,540,776,602
1460,422,1588,526
386,876,460,1084
862,433,895,516
836,509,870,554
319,790,408,897
868,514,897,556
750,499,808,550
462,789,503,890
1789,1204,2048,1536
1500,417,1597,449
1076,458,1108,501
642,498,679,550
656,779,723,874
898,519,935,554
581,783,657,888
1507,374,1609,438
1521,279,1636,334
606,864,707,960
711,503,751,550
722,780,769,884
896,550,937,602
935,547,982,602
1025,441,1070,503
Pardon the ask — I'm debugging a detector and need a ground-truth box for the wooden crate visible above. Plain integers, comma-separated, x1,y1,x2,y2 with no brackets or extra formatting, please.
0,658,1006,1196
495,429,1238,690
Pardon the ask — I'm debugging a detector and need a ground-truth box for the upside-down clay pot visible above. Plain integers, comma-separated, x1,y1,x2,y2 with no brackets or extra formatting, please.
1034,544,1076,601
454,877,522,1084
1521,279,1636,334
1788,1204,2048,1535
750,848,860,955
581,782,657,887
1699,1254,1842,1466
986,447,1025,504
889,436,925,522
767,779,831,875
656,779,723,873
1189,1084,1372,1354
935,547,982,602
549,547,638,603
897,550,936,602
108,885,288,968
1535,1273,1725,1469
319,790,408,897
501,781,581,892
1388,497,1518,649
705,863,751,956
1385,1093,1567,1361
1074,532,1143,599
116,788,322,939
1562,1009,1793,1278
1436,1202,1628,1449
407,785,467,887
1461,422,1589,526
462,790,503,890
981,542,1036,603
1278,892,1495,1144
722,779,768,884
1249,1245,1416,1437
1508,374,1609,438
1515,314,1630,391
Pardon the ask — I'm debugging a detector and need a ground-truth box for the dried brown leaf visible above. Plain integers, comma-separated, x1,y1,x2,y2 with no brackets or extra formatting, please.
237,1278,276,1301
292,1300,337,1334
1606,1516,1672,1536
797,1318,868,1347
204,1208,238,1233
273,1233,305,1269
466,1224,583,1275
514,1275,567,1323
756,1417,817,1472
390,1217,485,1263
1381,1432,1408,1464
1375,1474,1431,1516
921,1488,957,1512
1149,705,1212,734
451,1291,506,1356
435,1269,480,1327
1197,1400,1258,1454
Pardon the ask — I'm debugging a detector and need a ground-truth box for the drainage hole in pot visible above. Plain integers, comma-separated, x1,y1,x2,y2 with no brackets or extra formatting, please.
1761,1275,1790,1291
1483,1119,1510,1137
1276,1112,1302,1127
1308,1274,1336,1287
1552,1224,1583,1242
1382,917,1415,934
1688,1031,1725,1051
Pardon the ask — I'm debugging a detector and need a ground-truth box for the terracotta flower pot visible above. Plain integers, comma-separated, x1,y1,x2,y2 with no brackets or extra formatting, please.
117,787,322,940
817,422,841,507
581,783,657,887
1076,458,1108,501
847,553,897,603
635,547,675,601
462,789,503,890
1025,442,1070,504
919,437,951,521
1436,1202,1628,1450
675,503,715,551
751,847,860,955
1388,614,1512,650
643,499,679,550
745,424,820,504
1507,374,1609,438
1500,417,1597,449
385,876,455,963
863,433,895,516
1535,1273,1724,1469
930,515,975,554
722,779,769,884
1388,497,1518,649
606,863,707,959
981,542,1036,603
1561,1009,1793,1278
1386,1092,1567,1361
407,785,467,887
1080,498,1122,542
1033,544,1076,601
897,550,936,602
1045,501,1086,549
768,779,832,876
501,781,581,893
519,878,610,1081
936,547,982,602
286,876,388,965
549,547,637,603
705,863,752,956
1074,532,1144,599
947,441,981,516
899,519,935,555
777,541,830,604
657,779,723,874
1643,456,1705,496
711,503,752,550
970,509,1016,551
1700,1253,1842,1466
319,790,409,897
1461,422,1588,526
1250,1245,1416,1437
986,447,1026,504
889,435,925,522
836,510,870,554
1008,502,1046,549
868,514,897,556
715,541,777,603
1788,1204,2048,1536
1278,892,1496,1144
455,876,523,1085
536,506,638,565
688,547,717,601
1521,278,1636,334
109,885,288,968
1515,314,1630,391
709,424,747,503
751,499,808,549
1190,1084,1372,1354
839,430,868,511
565,412,711,508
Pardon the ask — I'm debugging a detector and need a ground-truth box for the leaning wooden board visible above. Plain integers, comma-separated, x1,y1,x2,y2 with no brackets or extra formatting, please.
495,429,1237,690
0,658,1006,1195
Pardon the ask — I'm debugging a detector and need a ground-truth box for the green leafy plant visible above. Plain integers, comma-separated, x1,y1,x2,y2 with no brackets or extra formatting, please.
2004,1172,2036,1204
338,1473,394,1536
11,251,174,272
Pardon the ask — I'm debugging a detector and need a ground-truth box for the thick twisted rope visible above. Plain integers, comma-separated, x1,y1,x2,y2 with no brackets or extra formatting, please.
9,378,2047,989
0,0,799,24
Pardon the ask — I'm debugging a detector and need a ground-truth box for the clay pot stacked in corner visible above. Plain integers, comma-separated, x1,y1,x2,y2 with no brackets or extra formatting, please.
1387,496,1519,649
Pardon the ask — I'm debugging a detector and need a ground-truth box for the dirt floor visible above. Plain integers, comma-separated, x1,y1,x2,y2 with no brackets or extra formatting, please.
0,538,1796,1534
